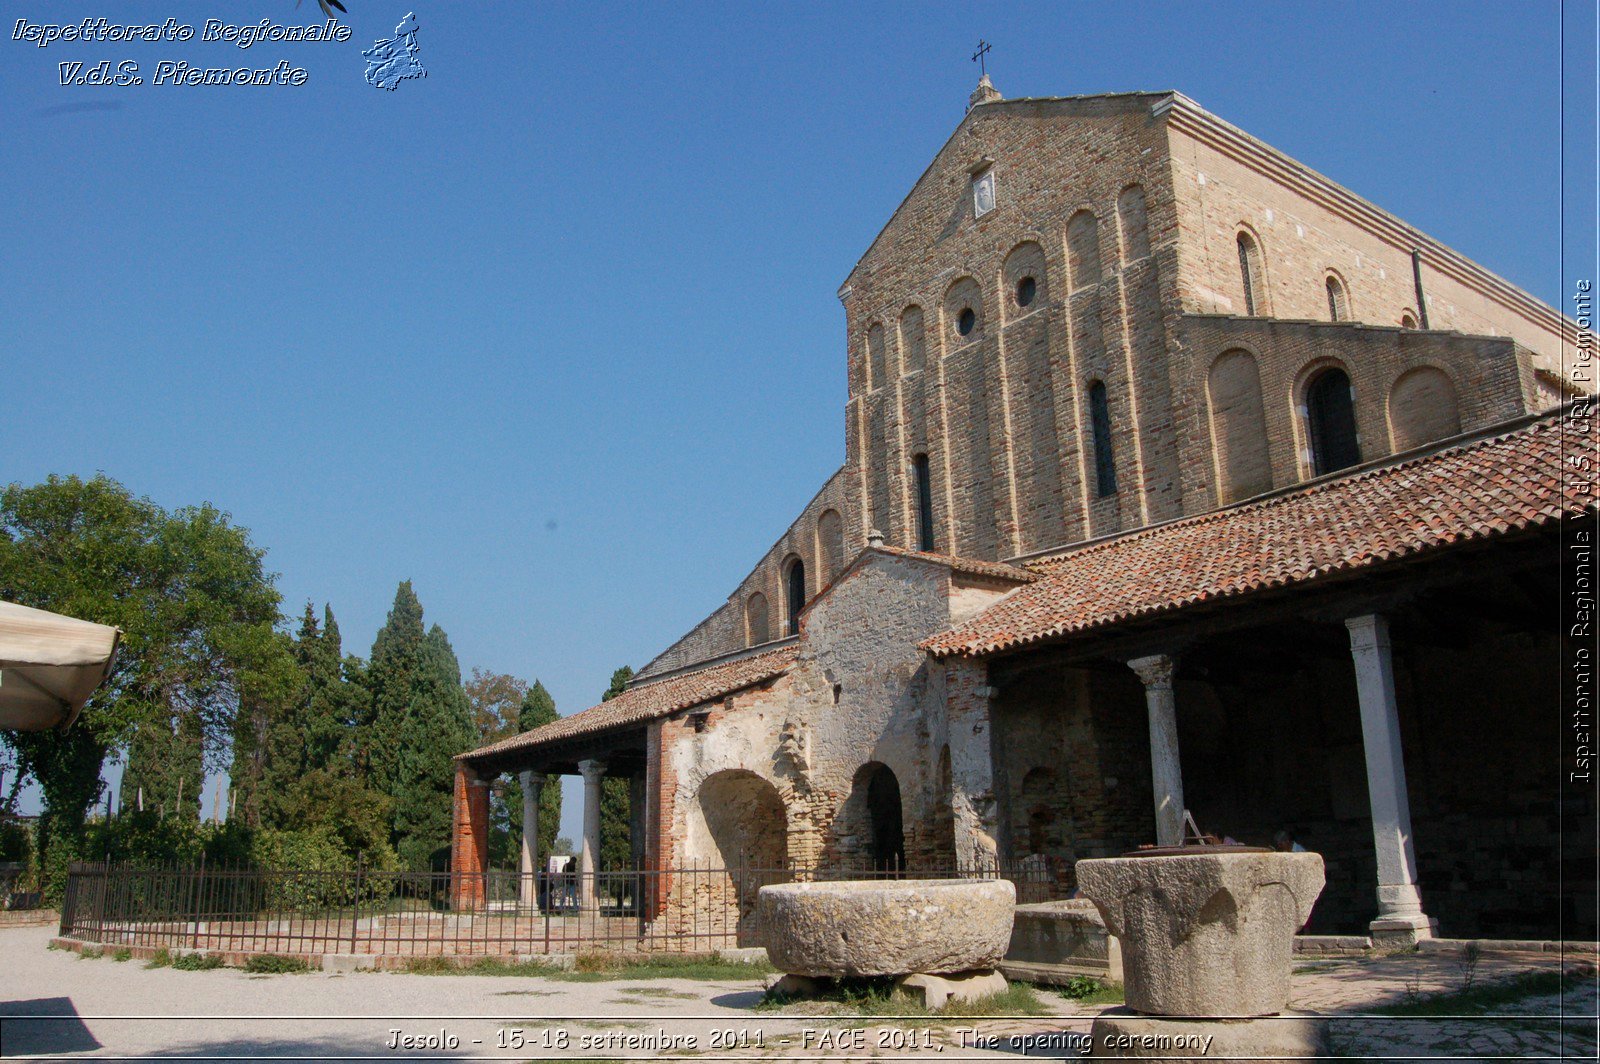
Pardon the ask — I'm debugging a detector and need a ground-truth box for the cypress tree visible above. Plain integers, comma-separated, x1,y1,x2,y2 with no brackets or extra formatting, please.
390,621,476,871
363,582,426,803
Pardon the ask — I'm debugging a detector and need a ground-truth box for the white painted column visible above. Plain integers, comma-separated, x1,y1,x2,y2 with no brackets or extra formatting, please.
519,770,544,910
1128,654,1185,847
1346,613,1435,943
577,759,606,912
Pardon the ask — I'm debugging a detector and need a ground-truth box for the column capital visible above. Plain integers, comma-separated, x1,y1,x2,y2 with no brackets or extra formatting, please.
520,769,547,787
1345,612,1391,650
1128,653,1178,689
577,759,607,782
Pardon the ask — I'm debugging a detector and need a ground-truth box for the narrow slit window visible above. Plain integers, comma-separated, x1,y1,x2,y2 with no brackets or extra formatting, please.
1088,381,1118,497
912,453,935,552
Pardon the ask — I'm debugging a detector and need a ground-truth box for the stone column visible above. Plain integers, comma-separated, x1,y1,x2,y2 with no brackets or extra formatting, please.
1345,613,1435,944
578,759,606,912
1128,654,1184,847
945,658,1001,868
519,770,544,910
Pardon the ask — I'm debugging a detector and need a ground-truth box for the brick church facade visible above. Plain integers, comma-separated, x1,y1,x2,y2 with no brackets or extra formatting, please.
457,81,1594,942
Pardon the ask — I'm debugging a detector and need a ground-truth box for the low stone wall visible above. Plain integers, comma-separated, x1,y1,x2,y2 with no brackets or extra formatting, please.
999,899,1122,986
0,909,57,929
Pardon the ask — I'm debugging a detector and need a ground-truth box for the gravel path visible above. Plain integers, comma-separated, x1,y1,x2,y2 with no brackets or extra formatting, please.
3,925,1594,1061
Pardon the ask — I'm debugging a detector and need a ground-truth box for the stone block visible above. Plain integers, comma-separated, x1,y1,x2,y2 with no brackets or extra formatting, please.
715,947,769,965
893,969,1007,1010
320,954,367,974
1003,899,1123,984
1076,850,1324,1017
763,973,822,999
758,878,1014,978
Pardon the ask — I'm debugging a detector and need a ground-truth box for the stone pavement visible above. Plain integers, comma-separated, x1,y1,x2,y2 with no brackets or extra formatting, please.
3,925,1595,1060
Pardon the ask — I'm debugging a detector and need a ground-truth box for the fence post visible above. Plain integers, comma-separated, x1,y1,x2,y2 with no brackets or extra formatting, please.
190,851,207,950
350,853,364,954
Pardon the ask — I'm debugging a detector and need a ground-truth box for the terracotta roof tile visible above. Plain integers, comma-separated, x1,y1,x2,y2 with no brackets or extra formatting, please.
869,545,1038,584
924,409,1594,659
460,644,799,761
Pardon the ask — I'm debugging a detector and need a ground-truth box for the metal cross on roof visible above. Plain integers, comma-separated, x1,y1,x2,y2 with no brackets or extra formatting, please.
971,39,992,76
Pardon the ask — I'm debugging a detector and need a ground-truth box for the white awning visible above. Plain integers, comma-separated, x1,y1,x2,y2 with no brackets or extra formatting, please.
0,601,121,732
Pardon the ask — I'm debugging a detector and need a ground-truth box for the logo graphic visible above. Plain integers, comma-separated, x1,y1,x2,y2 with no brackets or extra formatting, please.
363,12,426,90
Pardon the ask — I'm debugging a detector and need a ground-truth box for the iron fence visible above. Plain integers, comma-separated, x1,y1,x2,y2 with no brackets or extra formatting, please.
59,857,1065,958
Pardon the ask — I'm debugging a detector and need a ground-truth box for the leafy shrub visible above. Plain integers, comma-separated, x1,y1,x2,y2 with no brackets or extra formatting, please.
113,948,132,962
171,952,223,971
145,948,172,968
243,954,311,974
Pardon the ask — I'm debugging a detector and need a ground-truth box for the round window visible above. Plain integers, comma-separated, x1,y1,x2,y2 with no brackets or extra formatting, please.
1016,276,1037,307
957,308,976,336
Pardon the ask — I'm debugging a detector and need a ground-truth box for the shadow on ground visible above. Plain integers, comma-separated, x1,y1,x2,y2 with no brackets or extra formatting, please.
1,997,102,1056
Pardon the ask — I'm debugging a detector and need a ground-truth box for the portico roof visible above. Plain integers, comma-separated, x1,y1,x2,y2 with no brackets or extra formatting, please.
458,642,800,765
924,405,1593,660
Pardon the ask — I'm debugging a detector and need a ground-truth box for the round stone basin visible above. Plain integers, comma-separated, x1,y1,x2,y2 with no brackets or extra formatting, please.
757,878,1015,978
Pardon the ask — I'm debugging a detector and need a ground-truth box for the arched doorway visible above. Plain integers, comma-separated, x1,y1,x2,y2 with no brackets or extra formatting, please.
1306,368,1361,476
689,770,787,944
852,762,906,872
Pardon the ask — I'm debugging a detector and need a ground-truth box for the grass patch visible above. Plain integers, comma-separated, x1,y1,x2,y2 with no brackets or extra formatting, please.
171,952,224,971
144,948,172,969
613,986,699,999
759,976,1050,1019
77,946,103,960
552,953,773,982
113,948,132,963
401,956,562,977
243,954,312,974
1375,971,1578,1016
1055,975,1124,1005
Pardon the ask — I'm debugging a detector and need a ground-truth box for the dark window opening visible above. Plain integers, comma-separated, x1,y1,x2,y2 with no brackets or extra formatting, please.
912,453,935,552
1306,368,1362,476
1015,276,1037,307
785,558,806,637
1088,380,1118,497
957,307,976,336
1326,276,1347,322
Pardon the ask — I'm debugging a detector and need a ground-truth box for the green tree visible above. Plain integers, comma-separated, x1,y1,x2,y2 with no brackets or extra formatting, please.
495,680,562,866
361,582,427,800
0,475,282,868
375,600,476,871
598,667,634,871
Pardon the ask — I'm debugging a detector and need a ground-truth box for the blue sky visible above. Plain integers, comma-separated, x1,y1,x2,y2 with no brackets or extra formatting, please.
3,1,1594,840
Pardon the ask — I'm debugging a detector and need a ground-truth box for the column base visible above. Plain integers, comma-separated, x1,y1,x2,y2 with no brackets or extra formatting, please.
1369,913,1438,949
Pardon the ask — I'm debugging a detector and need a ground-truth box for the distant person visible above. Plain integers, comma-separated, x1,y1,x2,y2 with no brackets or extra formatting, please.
1274,829,1307,853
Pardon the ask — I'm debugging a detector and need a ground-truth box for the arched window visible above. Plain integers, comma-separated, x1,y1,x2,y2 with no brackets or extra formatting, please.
912,453,935,551
1306,368,1362,476
1088,381,1118,496
1325,274,1350,322
783,557,806,637
1237,232,1265,316
1400,311,1419,330
899,306,926,373
745,592,769,646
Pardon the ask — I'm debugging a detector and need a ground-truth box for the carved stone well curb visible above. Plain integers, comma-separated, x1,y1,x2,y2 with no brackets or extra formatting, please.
757,878,1014,979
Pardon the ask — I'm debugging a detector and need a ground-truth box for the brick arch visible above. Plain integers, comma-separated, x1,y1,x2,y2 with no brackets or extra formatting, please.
1388,365,1462,451
942,276,985,345
745,591,769,646
1206,348,1273,504
867,321,888,390
815,508,844,583
1003,240,1049,316
899,305,926,373
1066,210,1102,290
1116,184,1151,262
1296,359,1362,477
